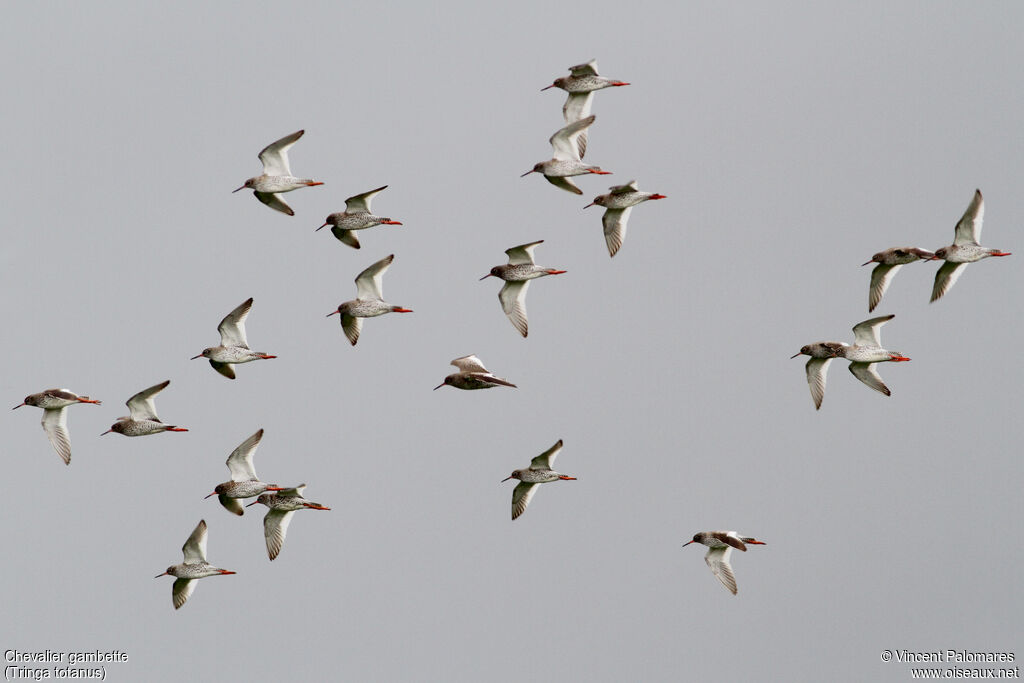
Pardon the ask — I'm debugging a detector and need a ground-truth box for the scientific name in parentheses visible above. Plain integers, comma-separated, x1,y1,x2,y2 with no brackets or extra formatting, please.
4,651,128,664
892,651,1016,663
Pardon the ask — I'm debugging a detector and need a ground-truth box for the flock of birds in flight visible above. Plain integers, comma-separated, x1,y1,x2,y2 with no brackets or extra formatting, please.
792,188,1009,410
13,59,1011,604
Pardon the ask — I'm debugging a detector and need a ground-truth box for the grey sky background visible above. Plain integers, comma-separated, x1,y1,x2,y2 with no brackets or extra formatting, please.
2,2,1021,681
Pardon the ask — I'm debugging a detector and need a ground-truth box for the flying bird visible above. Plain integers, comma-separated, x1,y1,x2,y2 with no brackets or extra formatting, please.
521,115,611,195
101,380,187,436
246,485,331,561
316,185,402,249
861,247,935,312
327,254,412,346
13,389,101,465
233,130,323,215
541,59,629,158
928,189,1010,303
434,355,517,391
481,240,566,338
155,520,236,610
191,297,277,379
502,439,576,520
681,531,766,595
584,180,666,257
205,429,284,515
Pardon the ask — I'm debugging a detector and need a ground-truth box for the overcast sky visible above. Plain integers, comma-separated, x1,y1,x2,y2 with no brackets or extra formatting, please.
2,2,1021,681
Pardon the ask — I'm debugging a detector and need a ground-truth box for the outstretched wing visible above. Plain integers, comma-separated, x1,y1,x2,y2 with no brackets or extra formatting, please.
602,207,632,258
499,281,530,337
953,189,983,246
530,439,564,470
851,315,894,347
511,482,539,521
705,546,738,595
254,191,295,216
258,129,304,176
549,115,594,162
355,254,394,301
805,357,833,411
226,429,263,481
505,240,543,265
930,262,967,303
345,185,387,214
126,380,170,421
848,362,890,396
868,264,901,313
218,298,252,348
181,520,208,564
264,509,295,560
41,407,71,465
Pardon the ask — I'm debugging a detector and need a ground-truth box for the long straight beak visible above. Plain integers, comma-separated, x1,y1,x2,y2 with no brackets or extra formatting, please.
12,403,25,409
479,274,493,280
583,202,596,209
861,260,874,266
681,541,695,547
790,352,803,359
154,572,168,578
232,185,246,193
315,222,329,231
245,500,260,507
326,310,340,317
204,492,217,499
100,429,112,435
520,170,535,177
190,353,203,360
501,476,513,482
433,383,445,391
540,84,555,91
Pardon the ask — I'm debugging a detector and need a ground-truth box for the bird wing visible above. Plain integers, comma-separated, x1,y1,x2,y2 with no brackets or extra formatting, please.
530,439,564,470
549,115,594,162
226,429,263,481
805,357,833,411
848,362,890,396
209,360,237,380
609,180,639,194
277,484,306,498
341,314,362,346
568,59,599,77
705,546,738,595
511,482,539,521
562,92,594,158
182,520,208,564
217,297,252,348
930,261,967,303
451,355,489,373
505,240,543,265
345,185,387,214
258,129,304,176
602,207,632,258
868,264,902,313
126,380,170,421
172,578,196,610
499,281,530,337
851,315,894,347
953,189,983,246
41,407,71,465
355,254,394,300
331,227,361,249
544,175,583,194
218,494,245,516
254,191,295,216
264,509,294,561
